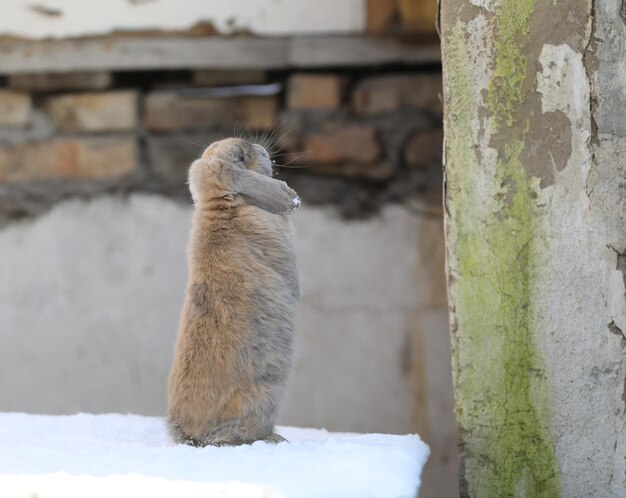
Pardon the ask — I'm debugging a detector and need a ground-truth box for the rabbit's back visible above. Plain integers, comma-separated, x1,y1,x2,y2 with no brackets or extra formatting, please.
168,203,298,446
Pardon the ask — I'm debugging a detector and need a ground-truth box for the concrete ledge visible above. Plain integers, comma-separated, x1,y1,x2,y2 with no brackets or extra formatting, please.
0,412,429,498
0,36,441,74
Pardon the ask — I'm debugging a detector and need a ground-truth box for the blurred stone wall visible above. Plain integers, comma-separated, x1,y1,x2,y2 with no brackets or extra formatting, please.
0,68,443,220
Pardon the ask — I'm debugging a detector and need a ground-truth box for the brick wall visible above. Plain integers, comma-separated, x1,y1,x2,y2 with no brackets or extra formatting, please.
0,67,443,220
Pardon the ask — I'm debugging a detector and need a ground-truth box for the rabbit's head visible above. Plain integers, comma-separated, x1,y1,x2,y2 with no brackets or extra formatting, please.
189,138,300,215
201,138,273,177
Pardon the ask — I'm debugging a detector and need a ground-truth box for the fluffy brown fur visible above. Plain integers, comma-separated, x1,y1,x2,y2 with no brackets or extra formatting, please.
167,138,300,446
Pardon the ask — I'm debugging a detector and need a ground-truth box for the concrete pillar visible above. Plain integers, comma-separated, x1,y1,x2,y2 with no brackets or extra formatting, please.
440,0,626,496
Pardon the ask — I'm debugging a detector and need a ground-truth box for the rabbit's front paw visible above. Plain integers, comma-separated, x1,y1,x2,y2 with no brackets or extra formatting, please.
287,193,301,213
276,182,300,214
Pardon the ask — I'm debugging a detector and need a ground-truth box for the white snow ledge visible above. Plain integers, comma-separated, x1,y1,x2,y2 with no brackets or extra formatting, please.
0,413,429,498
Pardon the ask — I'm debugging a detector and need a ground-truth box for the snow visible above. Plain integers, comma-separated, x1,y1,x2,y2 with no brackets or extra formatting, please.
0,413,429,498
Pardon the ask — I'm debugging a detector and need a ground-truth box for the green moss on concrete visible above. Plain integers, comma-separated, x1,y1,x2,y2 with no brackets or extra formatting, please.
443,1,560,496
486,0,537,130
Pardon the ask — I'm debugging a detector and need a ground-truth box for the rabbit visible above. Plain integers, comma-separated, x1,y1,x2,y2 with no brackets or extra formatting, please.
167,137,300,447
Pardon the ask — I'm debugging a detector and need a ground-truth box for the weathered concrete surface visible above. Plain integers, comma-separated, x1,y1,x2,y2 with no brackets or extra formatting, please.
0,0,364,38
0,196,189,415
441,0,626,496
0,194,457,496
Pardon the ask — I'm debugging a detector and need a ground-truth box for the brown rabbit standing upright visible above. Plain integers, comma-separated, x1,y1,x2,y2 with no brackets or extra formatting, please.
167,137,300,446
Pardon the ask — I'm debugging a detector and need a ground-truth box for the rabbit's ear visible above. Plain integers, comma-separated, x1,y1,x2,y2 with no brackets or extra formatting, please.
237,169,300,214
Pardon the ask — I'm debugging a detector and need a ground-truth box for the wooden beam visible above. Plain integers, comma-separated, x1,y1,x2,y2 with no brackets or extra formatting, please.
289,36,440,67
0,36,440,74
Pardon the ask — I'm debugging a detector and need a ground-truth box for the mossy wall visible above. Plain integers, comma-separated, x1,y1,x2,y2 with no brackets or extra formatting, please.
438,0,616,495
